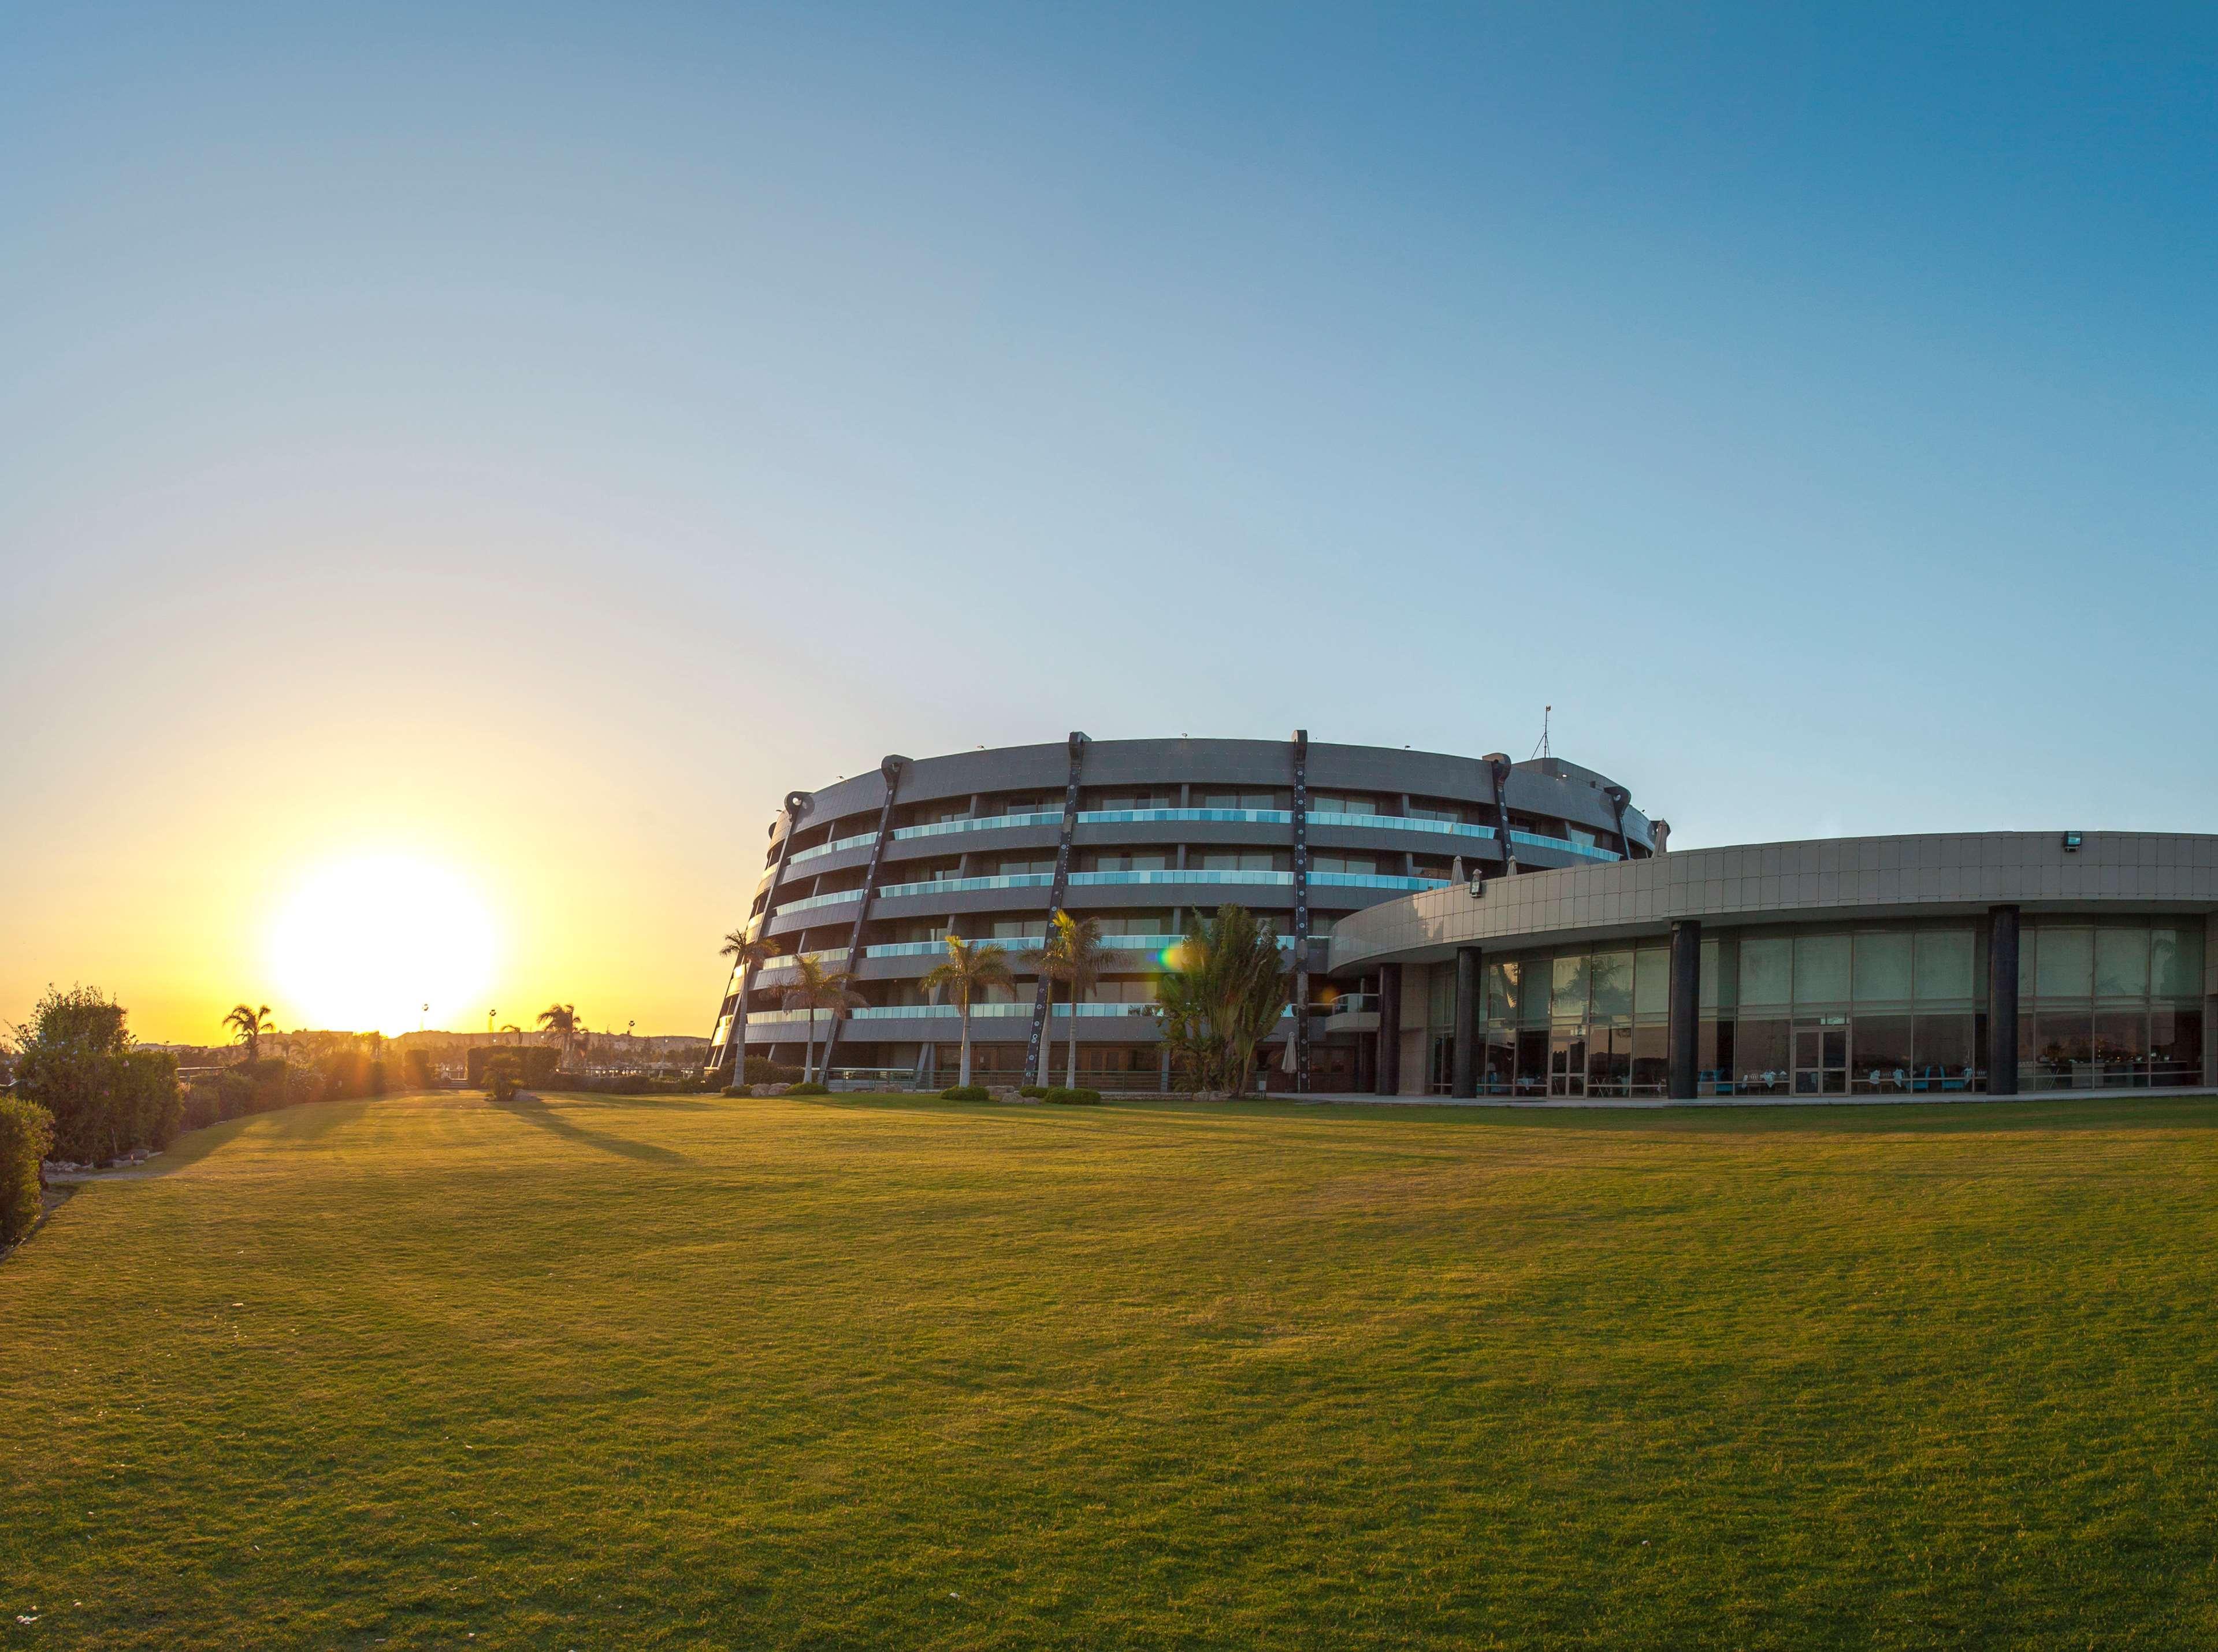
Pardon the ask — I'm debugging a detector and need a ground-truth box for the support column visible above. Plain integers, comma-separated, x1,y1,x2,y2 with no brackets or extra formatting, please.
1485,754,1518,877
815,758,907,1080
1989,904,2020,1097
1291,729,1312,1093
1667,919,1701,1100
710,788,812,1076
1451,947,1480,1098
1024,732,1089,1085
1377,964,1403,1096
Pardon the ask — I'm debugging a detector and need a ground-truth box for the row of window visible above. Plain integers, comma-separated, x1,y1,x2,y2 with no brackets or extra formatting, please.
782,788,1623,863
1418,920,2207,1029
1428,1004,2206,1098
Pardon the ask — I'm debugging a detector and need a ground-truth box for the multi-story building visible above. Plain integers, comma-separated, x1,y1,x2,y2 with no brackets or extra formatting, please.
706,734,1659,1090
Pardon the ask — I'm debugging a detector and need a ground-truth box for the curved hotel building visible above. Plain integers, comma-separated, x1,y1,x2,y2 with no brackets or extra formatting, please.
707,734,1657,1090
707,737,2216,1099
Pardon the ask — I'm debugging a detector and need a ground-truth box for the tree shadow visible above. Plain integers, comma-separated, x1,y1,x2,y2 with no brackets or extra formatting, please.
500,1092,697,1167
259,1100,374,1142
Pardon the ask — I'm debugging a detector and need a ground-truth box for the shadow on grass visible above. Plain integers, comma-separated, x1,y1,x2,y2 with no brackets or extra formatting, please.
502,1093,697,1167
258,1100,375,1142
801,1090,2218,1140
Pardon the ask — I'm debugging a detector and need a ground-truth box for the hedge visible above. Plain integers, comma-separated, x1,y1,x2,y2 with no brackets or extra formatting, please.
743,1057,803,1087
1044,1086,1104,1106
466,1045,561,1087
939,1085,989,1102
16,1047,180,1165
0,1097,54,1249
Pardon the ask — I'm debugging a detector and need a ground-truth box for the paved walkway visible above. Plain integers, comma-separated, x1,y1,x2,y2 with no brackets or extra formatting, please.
1290,1088,2218,1110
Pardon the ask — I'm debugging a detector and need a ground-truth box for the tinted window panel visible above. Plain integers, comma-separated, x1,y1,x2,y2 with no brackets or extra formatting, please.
1794,934,1852,1006
2153,928,2204,998
2095,927,2149,999
1915,930,1975,1004
2036,929,2094,1000
1853,933,1913,1004
1740,937,1792,1008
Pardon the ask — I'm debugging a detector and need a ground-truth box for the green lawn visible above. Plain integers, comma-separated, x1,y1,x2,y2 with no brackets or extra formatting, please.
5,1091,2218,1649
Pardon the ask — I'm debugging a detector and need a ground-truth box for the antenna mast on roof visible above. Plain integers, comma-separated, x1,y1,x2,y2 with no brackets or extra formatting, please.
1530,706,1551,762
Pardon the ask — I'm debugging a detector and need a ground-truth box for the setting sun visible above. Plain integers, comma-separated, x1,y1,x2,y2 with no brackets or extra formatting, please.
269,853,499,1034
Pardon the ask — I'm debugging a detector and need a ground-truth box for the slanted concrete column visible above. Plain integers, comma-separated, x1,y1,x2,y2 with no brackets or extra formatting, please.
1377,964,1403,1096
1667,919,1701,1100
1452,947,1481,1098
1989,905,2020,1096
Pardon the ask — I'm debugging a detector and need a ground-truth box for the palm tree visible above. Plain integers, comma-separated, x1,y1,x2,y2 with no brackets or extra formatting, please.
782,955,863,1083
718,927,783,1076
224,1004,273,1064
1055,912,1108,1091
919,935,1014,1090
536,1003,580,1067
1152,905,1289,1096
500,1023,522,1045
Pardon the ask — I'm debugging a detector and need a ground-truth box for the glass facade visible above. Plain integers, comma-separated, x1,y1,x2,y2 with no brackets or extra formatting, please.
2017,922,2206,1089
1429,917,2205,1098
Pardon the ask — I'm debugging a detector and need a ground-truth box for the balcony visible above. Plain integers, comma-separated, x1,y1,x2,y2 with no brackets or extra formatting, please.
775,808,1625,868
743,1001,1300,1030
772,868,1450,920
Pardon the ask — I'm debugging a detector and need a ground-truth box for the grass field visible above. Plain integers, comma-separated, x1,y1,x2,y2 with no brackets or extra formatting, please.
5,1090,2218,1649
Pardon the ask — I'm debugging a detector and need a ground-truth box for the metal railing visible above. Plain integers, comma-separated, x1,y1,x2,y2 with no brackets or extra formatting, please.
778,808,1629,868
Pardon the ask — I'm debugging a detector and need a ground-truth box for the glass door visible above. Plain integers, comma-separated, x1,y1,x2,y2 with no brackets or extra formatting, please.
1793,1024,1848,1095
1515,1029,1550,1097
1549,1029,1587,1097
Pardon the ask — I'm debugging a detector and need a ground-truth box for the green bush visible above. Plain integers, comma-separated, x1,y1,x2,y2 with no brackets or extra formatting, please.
785,1081,831,1096
0,1096,54,1249
722,1085,746,1097
560,1074,714,1096
16,1038,180,1164
316,1049,388,1100
743,1057,803,1087
1017,1084,1047,1098
1043,1086,1104,1106
939,1085,989,1102
481,1053,525,1104
466,1045,560,1087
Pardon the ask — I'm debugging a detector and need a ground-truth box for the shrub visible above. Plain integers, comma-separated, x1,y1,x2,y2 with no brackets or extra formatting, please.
1044,1086,1104,1106
0,1096,54,1249
14,985,180,1163
1017,1085,1047,1098
481,1054,525,1104
317,1049,388,1100
939,1085,989,1102
466,1045,560,1087
743,1057,803,1087
785,1081,831,1096
400,1048,441,1089
722,1085,746,1097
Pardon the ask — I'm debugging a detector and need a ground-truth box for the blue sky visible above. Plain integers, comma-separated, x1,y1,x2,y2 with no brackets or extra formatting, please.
2,3,2212,1034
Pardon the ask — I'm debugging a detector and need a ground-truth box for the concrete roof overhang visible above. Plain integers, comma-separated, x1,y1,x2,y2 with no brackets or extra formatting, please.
1327,831,2218,975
